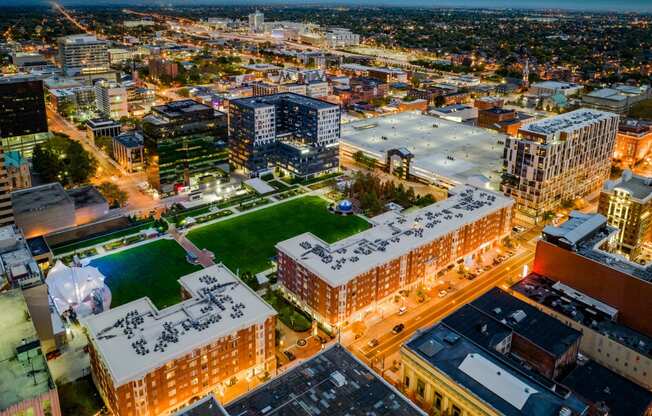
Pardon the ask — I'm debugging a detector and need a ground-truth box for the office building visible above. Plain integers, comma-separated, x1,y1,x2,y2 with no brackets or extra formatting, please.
529,81,583,97
0,151,13,228
94,80,129,119
582,84,652,114
340,63,408,83
0,76,49,158
501,109,619,222
598,170,652,254
324,28,360,48
400,322,589,416
48,85,97,118
226,344,425,416
4,151,31,191
613,119,652,166
228,93,340,179
82,265,276,416
86,118,122,145
58,34,110,77
513,273,652,391
10,52,50,71
149,58,179,81
142,100,228,196
535,211,652,337
0,289,61,416
276,185,513,329
113,132,145,173
248,11,264,33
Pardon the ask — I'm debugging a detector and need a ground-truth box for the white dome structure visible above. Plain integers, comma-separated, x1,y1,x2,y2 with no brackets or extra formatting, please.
46,260,111,317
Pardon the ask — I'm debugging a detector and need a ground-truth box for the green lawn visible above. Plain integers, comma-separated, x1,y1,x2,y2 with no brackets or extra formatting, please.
187,196,370,274
89,239,200,309
51,221,156,255
629,99,652,120
263,290,312,332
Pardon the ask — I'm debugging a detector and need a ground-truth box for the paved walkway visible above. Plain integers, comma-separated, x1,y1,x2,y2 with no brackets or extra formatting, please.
170,226,215,268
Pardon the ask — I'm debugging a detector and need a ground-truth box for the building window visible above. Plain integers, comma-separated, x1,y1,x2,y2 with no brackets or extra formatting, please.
404,376,410,388
435,392,443,410
452,405,462,416
416,379,426,398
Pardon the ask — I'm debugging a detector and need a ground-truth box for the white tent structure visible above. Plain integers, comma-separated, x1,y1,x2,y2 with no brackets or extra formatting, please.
46,260,111,317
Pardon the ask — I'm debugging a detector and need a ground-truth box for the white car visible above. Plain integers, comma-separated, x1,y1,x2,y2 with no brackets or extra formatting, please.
438,290,448,298
397,306,408,316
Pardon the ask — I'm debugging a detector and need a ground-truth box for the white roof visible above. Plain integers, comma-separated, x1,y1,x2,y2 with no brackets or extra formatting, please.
341,112,506,188
244,178,275,194
82,264,276,387
276,185,512,287
46,260,108,317
519,108,618,138
543,211,607,246
458,353,538,411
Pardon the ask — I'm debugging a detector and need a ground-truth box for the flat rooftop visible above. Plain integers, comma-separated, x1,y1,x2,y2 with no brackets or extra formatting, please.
82,264,276,387
518,108,617,139
603,171,652,202
561,361,652,416
115,132,144,148
404,324,587,416
67,186,107,208
150,99,213,119
512,274,652,359
225,344,425,416
470,288,582,359
341,63,406,75
11,183,73,215
174,395,227,416
341,112,505,188
276,185,512,287
232,92,336,110
0,289,53,410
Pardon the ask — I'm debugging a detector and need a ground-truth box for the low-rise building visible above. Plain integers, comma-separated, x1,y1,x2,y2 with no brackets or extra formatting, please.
324,28,360,48
82,264,276,416
613,119,652,166
226,344,424,416
582,84,652,114
66,186,109,225
598,170,652,254
4,151,31,191
530,81,583,97
276,185,513,329
0,225,42,289
430,104,478,124
0,289,61,416
113,132,145,173
86,118,122,144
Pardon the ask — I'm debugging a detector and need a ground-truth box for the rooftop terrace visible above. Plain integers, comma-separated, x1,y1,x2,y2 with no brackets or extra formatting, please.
276,185,512,286
225,344,425,416
82,264,276,387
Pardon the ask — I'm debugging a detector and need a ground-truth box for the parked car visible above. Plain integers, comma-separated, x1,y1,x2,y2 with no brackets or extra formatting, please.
397,306,408,316
368,338,379,348
46,350,62,361
392,323,405,334
438,290,448,298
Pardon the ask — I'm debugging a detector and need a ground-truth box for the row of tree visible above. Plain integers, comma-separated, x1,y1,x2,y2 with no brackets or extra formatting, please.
32,134,97,187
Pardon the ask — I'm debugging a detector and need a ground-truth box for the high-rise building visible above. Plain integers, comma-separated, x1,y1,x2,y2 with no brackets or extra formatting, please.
501,109,619,222
0,150,14,228
142,100,228,196
228,93,340,179
94,79,129,119
57,34,110,77
276,185,513,330
82,265,277,416
598,170,652,254
248,11,264,33
0,76,49,158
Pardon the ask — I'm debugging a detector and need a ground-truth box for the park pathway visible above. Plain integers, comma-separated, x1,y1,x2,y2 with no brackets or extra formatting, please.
169,226,215,268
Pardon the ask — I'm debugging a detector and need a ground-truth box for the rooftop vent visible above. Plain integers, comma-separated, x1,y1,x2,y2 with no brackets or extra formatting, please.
330,370,347,387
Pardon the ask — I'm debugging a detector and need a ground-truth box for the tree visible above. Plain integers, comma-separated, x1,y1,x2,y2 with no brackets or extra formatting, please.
32,134,97,187
95,135,113,155
434,95,446,107
97,182,128,208
542,210,555,224
560,199,575,210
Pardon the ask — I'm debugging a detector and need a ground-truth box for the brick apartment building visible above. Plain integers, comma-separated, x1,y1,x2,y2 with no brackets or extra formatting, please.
276,185,513,330
83,265,276,416
613,119,652,167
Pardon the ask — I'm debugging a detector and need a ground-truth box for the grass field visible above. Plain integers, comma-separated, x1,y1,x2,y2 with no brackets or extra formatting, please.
90,239,200,309
629,99,652,121
187,196,370,274
51,221,156,255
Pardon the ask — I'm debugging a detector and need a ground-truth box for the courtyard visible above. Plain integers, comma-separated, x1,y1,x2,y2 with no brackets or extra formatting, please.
88,238,201,309
187,196,370,275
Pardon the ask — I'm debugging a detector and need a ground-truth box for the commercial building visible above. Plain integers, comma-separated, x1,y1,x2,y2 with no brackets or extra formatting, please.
48,85,97,117
248,11,264,33
598,170,652,254
10,52,50,71
0,289,61,416
142,100,228,196
613,119,652,166
226,344,425,416
108,48,133,65
513,273,652,391
582,84,652,114
340,63,408,83
477,107,534,135
4,151,31,191
228,93,340,179
430,104,478,124
400,321,589,416
0,76,49,158
11,183,108,238
340,112,506,190
535,211,652,337
82,264,276,416
113,132,145,173
58,34,110,77
0,225,42,289
173,395,226,416
86,118,122,144
149,58,179,81
324,28,360,48
94,79,129,119
0,151,14,228
529,81,583,97
276,185,513,329
501,109,619,222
